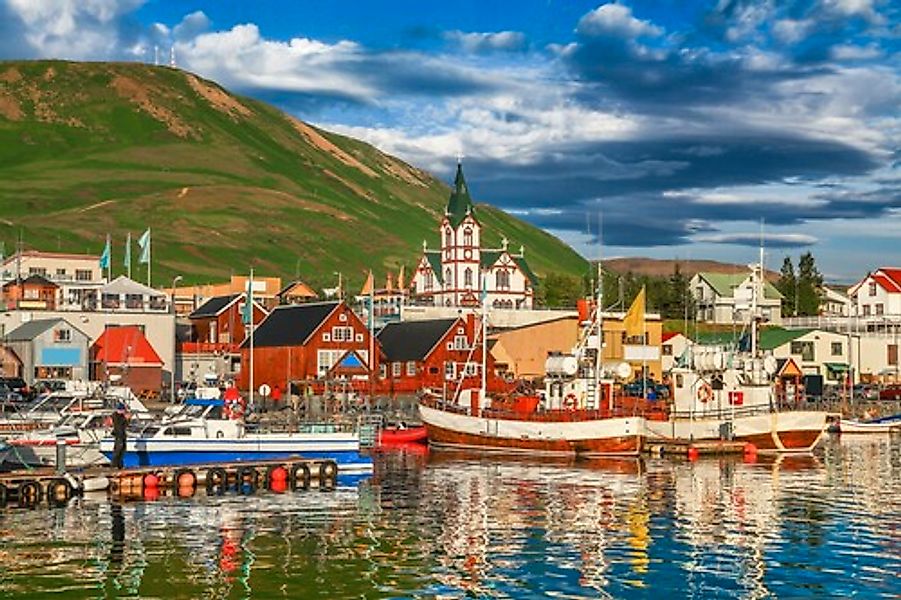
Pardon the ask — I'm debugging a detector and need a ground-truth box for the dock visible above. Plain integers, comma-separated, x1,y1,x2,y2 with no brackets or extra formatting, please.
0,457,339,508
646,440,753,458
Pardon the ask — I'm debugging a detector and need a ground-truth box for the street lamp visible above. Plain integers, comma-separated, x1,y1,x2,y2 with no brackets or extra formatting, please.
170,275,183,404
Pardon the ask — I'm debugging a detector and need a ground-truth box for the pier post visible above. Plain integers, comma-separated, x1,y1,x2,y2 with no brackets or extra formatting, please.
55,437,67,474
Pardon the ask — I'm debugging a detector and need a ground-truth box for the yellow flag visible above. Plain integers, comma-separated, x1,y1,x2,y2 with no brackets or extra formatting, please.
396,265,405,290
361,270,374,295
623,286,646,337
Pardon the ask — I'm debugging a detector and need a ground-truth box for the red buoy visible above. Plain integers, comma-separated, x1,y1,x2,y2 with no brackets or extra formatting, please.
143,473,159,489
687,447,700,461
743,442,758,463
270,467,288,483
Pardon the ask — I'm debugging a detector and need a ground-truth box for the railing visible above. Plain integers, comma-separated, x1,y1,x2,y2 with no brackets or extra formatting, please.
179,342,240,354
783,315,901,333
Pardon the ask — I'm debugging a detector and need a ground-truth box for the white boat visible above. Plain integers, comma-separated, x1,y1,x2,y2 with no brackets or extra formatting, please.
419,266,644,458
2,411,115,468
0,386,150,434
98,399,373,474
839,415,901,434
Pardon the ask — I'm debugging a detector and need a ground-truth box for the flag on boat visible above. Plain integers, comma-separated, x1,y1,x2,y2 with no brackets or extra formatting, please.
137,228,151,264
99,235,111,269
623,285,646,338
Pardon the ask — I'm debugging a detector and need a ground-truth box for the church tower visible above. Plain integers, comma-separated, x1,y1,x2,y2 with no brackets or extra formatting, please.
439,162,481,307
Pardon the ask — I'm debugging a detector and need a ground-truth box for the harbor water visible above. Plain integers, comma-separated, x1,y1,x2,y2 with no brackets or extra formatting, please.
0,435,898,599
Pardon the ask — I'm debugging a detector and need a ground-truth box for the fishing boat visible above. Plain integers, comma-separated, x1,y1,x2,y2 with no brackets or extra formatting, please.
419,268,645,458
98,398,373,473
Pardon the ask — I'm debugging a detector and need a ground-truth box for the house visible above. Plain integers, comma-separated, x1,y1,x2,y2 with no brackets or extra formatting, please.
820,286,851,317
356,270,407,329
0,346,22,378
757,328,851,386
661,332,693,373
411,163,538,309
187,294,268,349
237,301,372,394
690,271,783,325
489,316,579,379
2,275,59,310
169,275,283,315
848,268,901,318
278,280,319,305
90,326,164,396
3,318,89,384
376,317,503,396
0,250,102,286
100,275,168,312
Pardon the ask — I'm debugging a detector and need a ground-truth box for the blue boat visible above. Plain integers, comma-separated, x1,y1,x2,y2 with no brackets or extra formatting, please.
99,399,372,474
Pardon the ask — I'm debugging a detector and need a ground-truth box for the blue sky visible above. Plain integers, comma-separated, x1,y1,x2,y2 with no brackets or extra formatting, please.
1,0,899,282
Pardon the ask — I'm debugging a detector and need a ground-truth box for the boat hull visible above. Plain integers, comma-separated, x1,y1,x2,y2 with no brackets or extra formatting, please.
645,410,829,453
4,439,106,468
839,419,901,434
419,404,643,457
378,426,428,445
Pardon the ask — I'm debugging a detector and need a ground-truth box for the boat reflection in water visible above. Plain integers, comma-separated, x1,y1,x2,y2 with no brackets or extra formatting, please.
0,437,898,598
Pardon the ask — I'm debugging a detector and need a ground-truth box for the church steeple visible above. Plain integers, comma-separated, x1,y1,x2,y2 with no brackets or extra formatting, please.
445,161,475,227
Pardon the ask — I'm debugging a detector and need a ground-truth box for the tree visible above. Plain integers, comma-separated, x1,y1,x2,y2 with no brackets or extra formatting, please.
797,251,823,316
664,263,693,320
539,272,583,308
777,256,797,317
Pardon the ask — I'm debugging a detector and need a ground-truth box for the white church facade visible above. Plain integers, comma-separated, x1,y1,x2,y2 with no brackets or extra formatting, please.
412,163,537,309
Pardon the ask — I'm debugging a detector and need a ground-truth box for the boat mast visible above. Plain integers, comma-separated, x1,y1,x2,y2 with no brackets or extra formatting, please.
480,273,487,404
595,213,605,411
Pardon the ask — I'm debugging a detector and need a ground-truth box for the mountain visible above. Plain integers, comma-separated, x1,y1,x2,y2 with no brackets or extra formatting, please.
0,60,587,290
603,257,779,281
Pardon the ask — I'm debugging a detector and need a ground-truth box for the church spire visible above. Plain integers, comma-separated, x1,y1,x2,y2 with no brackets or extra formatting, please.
445,161,475,227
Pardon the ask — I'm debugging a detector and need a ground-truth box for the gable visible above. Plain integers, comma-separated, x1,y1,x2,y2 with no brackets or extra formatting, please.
244,301,340,348
377,318,459,362
93,326,163,365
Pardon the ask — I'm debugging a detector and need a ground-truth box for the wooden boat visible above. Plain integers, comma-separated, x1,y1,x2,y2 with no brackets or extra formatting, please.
378,425,427,445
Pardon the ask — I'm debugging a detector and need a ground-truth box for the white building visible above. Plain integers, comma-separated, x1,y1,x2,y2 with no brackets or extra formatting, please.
412,163,537,310
848,268,901,318
661,332,692,373
820,286,851,317
690,271,783,325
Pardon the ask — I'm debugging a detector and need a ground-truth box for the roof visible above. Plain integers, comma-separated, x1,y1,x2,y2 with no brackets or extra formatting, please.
278,280,318,298
190,294,240,318
5,318,75,342
444,163,476,228
696,272,783,300
241,301,340,348
2,274,57,288
873,273,901,293
662,332,681,343
377,318,459,361
480,250,539,286
754,327,813,351
103,275,165,297
425,251,443,284
92,326,163,365
480,250,502,268
512,255,539,286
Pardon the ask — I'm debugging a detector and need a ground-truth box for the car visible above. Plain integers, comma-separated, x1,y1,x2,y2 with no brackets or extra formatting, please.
32,379,68,395
879,384,901,401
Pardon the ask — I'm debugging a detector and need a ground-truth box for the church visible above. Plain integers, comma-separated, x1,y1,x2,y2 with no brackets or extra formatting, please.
412,163,537,309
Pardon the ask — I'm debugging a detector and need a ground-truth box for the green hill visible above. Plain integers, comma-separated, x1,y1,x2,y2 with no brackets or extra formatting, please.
0,60,587,290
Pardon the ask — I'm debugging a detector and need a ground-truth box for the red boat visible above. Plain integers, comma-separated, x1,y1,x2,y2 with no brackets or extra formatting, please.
378,425,427,445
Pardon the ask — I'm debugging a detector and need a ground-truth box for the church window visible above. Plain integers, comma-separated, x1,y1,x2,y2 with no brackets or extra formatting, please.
424,271,433,290
445,268,452,287
463,228,473,246
496,270,510,289
464,268,473,287
445,228,453,247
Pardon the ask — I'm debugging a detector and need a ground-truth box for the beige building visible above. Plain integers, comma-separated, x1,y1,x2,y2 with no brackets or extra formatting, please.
0,250,102,285
600,311,664,381
489,316,579,379
168,275,283,315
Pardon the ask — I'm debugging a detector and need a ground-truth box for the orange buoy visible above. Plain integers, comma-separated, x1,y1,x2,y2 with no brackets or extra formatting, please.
178,484,196,498
270,478,288,493
144,485,160,501
687,447,700,461
269,466,288,484
176,470,197,488
143,473,159,489
743,442,758,463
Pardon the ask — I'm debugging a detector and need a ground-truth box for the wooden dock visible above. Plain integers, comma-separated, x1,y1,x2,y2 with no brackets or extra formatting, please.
646,440,753,458
0,457,339,508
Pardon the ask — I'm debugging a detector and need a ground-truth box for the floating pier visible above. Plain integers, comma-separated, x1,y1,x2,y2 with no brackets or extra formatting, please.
646,440,754,459
0,457,339,508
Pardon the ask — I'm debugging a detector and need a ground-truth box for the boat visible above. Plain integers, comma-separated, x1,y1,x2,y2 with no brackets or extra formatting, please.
838,414,901,434
0,386,150,434
419,266,644,458
98,398,373,474
378,424,428,445
2,411,117,468
644,256,831,453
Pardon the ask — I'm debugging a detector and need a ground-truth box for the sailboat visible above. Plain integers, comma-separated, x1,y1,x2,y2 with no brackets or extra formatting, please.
418,268,644,458
644,249,832,452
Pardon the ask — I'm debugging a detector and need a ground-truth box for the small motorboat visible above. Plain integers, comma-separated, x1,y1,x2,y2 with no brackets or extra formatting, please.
839,414,901,434
378,424,427,446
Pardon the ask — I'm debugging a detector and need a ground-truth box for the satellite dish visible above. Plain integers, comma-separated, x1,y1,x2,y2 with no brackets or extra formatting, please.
763,355,778,375
615,362,632,379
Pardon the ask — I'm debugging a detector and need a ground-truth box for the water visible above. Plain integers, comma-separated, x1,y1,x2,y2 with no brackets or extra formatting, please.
1,435,899,599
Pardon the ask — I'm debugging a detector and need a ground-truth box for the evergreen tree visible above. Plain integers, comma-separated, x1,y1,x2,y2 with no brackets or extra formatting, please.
665,263,691,319
797,251,823,316
539,272,583,308
777,256,797,317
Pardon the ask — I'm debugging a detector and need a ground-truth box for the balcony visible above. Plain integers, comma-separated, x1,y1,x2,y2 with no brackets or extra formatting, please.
179,341,240,354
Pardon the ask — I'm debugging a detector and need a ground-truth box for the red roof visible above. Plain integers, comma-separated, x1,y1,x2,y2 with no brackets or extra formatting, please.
662,332,681,343
879,268,901,291
873,273,901,294
92,326,163,366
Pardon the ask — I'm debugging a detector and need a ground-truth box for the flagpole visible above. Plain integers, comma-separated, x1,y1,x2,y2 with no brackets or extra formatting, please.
107,234,112,282
368,270,374,401
147,227,151,287
249,267,254,413
126,232,132,279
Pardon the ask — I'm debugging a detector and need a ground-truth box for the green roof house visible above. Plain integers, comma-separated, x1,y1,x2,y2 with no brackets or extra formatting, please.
690,271,783,326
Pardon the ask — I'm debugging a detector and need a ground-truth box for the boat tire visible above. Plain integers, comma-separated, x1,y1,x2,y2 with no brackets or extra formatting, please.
235,466,259,493
319,460,338,482
290,463,311,490
47,478,73,506
205,467,229,495
17,480,42,508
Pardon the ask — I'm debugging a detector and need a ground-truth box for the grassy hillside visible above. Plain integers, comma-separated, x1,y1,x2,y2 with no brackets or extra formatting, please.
0,60,587,290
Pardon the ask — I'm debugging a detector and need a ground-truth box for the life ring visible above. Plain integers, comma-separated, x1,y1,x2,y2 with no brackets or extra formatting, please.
47,478,73,506
235,466,259,493
563,393,578,410
290,463,311,490
17,480,42,508
697,383,713,403
205,467,229,494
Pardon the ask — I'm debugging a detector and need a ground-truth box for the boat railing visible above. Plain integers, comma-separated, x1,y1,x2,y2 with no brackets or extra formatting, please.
420,396,665,422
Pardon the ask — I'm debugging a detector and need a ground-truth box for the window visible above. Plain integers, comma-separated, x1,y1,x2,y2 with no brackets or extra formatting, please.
355,333,364,342
444,362,457,381
75,269,92,281
322,333,331,342
125,293,143,309
332,326,354,342
876,304,884,316
339,313,347,322
445,228,452,247
869,281,877,296
54,329,71,342
831,342,843,356
889,344,898,367
496,270,510,289
464,362,479,377
379,364,387,378
445,268,452,287
28,267,47,276
454,335,468,350
463,228,473,246
464,268,473,288
662,345,673,356
406,361,416,376
424,271,433,291
790,341,815,362
863,305,871,316
163,427,192,437
392,362,402,377
55,268,66,277
317,350,343,376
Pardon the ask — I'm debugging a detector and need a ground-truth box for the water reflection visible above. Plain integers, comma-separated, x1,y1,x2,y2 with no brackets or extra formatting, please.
0,436,898,598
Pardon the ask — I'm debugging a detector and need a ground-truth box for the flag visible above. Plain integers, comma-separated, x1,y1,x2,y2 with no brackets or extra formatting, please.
397,265,405,290
137,228,151,264
480,272,488,304
385,271,393,293
623,286,646,338
360,270,374,295
123,232,131,269
242,278,253,325
99,235,111,269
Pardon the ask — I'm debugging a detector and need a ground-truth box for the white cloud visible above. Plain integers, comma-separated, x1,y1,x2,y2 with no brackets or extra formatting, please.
819,0,884,23
576,3,663,39
444,30,526,53
831,43,882,60
772,18,814,44
172,10,210,41
692,232,819,245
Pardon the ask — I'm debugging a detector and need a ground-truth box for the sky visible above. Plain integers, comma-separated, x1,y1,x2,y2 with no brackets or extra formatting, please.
1,0,899,282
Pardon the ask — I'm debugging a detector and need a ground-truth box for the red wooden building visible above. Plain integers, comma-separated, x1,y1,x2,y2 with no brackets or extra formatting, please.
237,301,372,393
2,275,59,310
91,326,164,396
186,293,268,352
374,316,507,396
